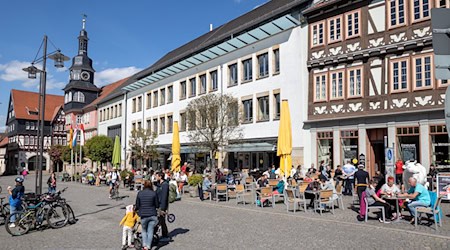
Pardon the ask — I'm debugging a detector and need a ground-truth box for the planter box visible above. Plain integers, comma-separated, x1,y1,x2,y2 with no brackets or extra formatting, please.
189,186,199,197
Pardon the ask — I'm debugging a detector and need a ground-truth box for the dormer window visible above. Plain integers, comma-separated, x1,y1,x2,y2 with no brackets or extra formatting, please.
73,91,85,103
26,107,39,116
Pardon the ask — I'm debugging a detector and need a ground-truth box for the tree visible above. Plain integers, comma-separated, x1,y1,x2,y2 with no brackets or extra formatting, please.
129,128,158,170
84,135,113,164
48,145,65,172
61,145,87,164
185,93,243,182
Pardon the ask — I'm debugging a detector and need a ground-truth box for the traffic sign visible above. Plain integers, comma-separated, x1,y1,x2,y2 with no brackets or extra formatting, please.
385,147,394,166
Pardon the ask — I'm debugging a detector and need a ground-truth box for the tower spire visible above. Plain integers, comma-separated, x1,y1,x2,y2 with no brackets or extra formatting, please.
82,14,87,30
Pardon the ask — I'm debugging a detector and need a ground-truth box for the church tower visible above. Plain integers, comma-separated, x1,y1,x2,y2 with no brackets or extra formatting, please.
63,15,99,113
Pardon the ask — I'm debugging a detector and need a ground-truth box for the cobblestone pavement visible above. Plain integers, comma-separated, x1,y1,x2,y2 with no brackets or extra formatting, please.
1,174,450,249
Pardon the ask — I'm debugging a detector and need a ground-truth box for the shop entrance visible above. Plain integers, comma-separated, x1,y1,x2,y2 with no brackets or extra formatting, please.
367,128,387,178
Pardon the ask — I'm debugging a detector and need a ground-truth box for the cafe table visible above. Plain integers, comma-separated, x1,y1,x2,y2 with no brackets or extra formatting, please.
383,195,403,223
305,189,321,213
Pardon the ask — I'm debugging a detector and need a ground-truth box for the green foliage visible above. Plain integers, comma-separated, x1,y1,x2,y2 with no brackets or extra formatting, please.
120,170,134,180
129,128,158,168
84,135,113,163
48,145,65,163
188,174,203,186
62,145,87,163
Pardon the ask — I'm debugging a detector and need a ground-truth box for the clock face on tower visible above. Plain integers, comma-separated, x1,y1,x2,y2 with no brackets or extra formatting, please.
81,71,90,81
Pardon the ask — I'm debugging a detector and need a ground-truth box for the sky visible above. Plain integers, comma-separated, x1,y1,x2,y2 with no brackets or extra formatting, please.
0,0,269,131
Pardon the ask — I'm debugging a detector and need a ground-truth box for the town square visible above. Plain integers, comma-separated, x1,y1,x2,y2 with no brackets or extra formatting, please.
1,0,450,249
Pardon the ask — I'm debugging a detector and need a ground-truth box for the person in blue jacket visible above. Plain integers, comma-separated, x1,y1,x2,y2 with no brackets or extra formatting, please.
8,177,25,228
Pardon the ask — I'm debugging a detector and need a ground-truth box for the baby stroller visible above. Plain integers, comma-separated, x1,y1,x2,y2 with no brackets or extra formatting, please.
133,213,176,249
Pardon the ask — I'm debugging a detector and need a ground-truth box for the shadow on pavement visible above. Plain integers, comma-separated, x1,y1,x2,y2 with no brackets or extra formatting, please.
77,203,124,218
155,228,190,249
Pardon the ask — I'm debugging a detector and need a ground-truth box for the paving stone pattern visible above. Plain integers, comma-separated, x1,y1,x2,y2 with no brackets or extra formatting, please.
1,174,450,249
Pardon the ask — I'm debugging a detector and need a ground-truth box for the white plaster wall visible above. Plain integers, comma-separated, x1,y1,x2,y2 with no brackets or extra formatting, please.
125,25,311,165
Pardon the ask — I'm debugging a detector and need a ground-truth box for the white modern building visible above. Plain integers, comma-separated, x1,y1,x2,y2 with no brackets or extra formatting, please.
121,0,313,171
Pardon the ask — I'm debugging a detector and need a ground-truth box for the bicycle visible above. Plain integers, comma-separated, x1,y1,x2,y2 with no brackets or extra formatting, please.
0,196,10,225
50,187,77,225
110,181,120,199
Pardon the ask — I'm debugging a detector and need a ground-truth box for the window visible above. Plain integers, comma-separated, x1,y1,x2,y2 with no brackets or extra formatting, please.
345,10,360,39
228,64,238,86
153,91,158,107
160,89,166,105
118,103,122,117
137,121,142,130
242,99,253,123
137,96,142,111
242,59,253,82
311,21,325,46
413,54,433,90
274,93,280,119
113,106,117,118
188,111,196,130
160,117,165,134
330,70,344,99
167,86,173,103
77,115,82,124
26,122,30,130
180,112,186,131
257,96,270,121
180,81,187,99
30,136,34,146
273,49,280,74
146,92,151,109
388,0,406,28
131,122,136,132
437,0,450,8
258,53,269,78
73,92,85,103
328,16,342,43
348,67,363,97
132,98,136,113
99,110,103,122
152,118,158,134
146,119,151,130
189,77,197,97
391,58,409,92
210,71,218,91
24,136,29,145
200,74,207,94
412,0,430,22
167,115,173,133
314,73,327,102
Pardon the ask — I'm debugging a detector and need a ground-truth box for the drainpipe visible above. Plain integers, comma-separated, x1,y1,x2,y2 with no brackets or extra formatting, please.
124,92,128,170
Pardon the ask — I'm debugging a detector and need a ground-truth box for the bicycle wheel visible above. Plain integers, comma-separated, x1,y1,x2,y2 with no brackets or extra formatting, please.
65,204,77,224
0,186,2,194
167,213,175,223
134,237,142,250
5,211,31,236
0,203,10,224
46,204,68,229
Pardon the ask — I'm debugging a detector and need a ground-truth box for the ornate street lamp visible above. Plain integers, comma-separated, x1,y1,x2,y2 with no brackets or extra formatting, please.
23,35,69,195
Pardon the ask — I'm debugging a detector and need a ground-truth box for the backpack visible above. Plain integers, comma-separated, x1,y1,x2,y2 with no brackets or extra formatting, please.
168,183,177,203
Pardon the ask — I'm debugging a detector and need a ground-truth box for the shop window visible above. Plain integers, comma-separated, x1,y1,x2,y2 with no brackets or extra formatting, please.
341,130,359,165
397,126,420,162
430,125,450,167
317,131,333,166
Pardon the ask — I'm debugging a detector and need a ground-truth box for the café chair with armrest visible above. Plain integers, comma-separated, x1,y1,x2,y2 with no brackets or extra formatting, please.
256,187,273,208
364,197,386,222
415,196,443,230
335,184,345,210
318,190,335,215
216,184,228,202
285,187,307,213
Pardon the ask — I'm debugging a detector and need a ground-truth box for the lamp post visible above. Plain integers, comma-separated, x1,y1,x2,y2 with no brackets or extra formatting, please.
23,35,69,195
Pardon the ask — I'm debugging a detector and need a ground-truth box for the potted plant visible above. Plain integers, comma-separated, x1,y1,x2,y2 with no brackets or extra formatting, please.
188,174,203,197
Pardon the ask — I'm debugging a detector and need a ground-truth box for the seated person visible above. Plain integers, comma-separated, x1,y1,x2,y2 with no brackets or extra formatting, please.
178,171,188,193
74,172,81,182
398,177,431,223
319,175,338,201
304,180,320,208
202,174,215,200
87,172,95,185
380,176,402,219
272,177,285,195
256,174,269,188
365,179,394,222
226,173,235,185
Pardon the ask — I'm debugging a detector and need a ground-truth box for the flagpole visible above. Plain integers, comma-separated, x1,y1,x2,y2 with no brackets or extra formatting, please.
80,144,82,171
71,148,74,178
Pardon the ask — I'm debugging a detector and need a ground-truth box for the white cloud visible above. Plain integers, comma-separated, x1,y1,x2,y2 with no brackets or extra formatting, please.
94,66,141,86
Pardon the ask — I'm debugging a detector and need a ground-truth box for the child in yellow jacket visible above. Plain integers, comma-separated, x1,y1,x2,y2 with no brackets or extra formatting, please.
120,205,139,249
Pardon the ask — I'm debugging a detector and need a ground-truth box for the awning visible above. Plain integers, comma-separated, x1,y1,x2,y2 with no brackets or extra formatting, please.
122,14,300,92
225,142,276,152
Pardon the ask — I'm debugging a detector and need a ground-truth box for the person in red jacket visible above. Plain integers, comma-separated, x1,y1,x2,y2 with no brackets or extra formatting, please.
395,160,404,186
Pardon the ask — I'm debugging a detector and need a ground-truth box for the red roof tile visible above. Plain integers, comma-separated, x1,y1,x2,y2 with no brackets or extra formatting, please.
0,136,8,147
84,77,129,110
11,89,64,121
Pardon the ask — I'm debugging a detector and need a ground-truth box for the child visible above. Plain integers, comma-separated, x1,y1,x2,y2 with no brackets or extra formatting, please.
120,205,139,249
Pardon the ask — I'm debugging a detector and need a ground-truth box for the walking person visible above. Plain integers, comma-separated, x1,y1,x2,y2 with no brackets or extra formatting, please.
47,172,57,194
155,171,171,242
135,180,159,250
8,177,25,228
342,160,356,195
120,205,139,250
354,165,369,203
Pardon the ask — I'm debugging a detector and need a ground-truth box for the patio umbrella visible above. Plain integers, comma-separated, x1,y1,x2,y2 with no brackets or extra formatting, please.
277,100,292,181
171,121,181,173
112,135,121,170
